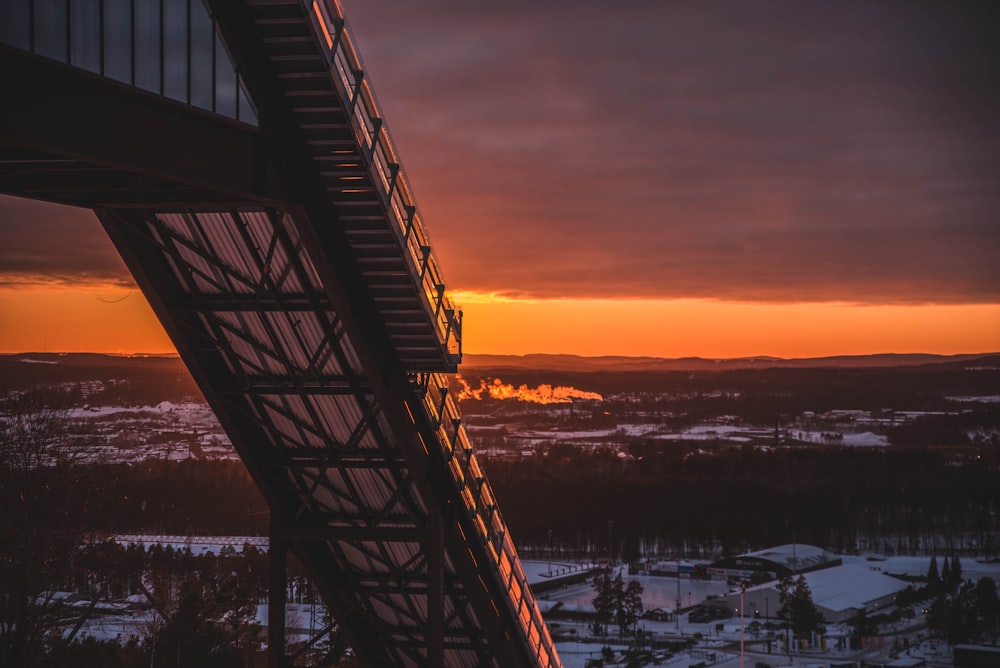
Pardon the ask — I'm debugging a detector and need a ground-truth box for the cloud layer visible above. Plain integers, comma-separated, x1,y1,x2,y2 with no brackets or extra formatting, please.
1,2,997,306
0,196,131,287
342,0,1000,304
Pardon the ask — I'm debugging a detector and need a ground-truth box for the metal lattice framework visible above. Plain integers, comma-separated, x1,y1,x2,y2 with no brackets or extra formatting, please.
1,0,561,666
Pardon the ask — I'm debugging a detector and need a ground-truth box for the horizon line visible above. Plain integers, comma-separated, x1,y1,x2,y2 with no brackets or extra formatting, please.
4,350,997,361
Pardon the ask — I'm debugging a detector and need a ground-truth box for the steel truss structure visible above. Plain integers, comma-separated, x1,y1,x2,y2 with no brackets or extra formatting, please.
0,0,561,666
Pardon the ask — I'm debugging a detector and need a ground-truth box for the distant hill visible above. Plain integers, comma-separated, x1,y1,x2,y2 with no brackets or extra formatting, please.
3,351,998,380
460,352,1000,372
0,352,200,399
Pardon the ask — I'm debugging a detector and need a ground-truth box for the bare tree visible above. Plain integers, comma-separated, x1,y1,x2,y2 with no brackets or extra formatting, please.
0,388,93,667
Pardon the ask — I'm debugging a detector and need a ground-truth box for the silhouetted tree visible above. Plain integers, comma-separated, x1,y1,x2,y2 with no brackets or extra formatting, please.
617,580,644,638
927,555,940,587
777,575,825,642
975,577,999,641
42,635,149,667
591,568,618,637
848,609,877,646
950,557,963,589
925,579,997,645
149,572,261,667
592,569,645,638
0,388,95,667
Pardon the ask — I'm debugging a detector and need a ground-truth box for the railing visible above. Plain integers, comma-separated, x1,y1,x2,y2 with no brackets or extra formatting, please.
0,0,258,125
306,0,462,363
413,372,561,668
301,4,552,661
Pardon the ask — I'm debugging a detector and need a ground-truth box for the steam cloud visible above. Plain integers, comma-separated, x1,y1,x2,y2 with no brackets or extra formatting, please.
456,375,602,405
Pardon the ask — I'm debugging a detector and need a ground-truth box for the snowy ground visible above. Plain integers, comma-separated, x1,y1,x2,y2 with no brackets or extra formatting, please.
58,553,1000,665
39,396,952,464
841,553,1000,581
528,556,1000,667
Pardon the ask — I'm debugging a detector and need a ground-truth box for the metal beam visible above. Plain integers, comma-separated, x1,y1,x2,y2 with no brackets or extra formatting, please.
235,379,366,395
0,45,289,207
170,294,333,312
274,525,422,542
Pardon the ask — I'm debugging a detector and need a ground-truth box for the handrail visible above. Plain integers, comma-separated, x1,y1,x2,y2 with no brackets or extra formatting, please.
414,373,561,667
303,4,555,663
308,0,462,363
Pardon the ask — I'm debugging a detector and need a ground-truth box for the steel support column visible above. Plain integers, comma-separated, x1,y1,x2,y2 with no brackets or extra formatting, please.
269,515,287,668
428,508,444,667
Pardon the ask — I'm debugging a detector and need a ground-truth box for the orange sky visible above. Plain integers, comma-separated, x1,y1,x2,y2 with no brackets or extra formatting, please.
2,281,997,358
2,3,999,360
461,297,1000,359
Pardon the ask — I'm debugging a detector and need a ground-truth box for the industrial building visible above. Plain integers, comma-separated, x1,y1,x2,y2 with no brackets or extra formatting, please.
709,544,842,582
723,563,910,623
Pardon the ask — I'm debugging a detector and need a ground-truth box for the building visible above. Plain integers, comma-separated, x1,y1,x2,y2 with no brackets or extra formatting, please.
642,607,676,622
723,564,910,623
709,544,842,582
955,645,1000,668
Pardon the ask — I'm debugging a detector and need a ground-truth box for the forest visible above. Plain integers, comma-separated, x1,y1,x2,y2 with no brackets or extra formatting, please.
486,444,999,559
2,352,997,554
3,445,993,560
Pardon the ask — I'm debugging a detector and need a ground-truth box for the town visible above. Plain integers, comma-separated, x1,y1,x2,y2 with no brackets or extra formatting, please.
2,352,998,666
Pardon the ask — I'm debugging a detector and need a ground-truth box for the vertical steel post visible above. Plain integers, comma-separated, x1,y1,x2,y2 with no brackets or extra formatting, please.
740,583,745,668
269,516,287,668
428,509,444,666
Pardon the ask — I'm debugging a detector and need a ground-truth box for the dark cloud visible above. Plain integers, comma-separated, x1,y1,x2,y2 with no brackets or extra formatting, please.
341,0,1000,303
1,2,997,304
0,196,131,287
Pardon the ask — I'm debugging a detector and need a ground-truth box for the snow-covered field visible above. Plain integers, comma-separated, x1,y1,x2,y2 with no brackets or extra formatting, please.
22,373,989,464
54,551,1000,666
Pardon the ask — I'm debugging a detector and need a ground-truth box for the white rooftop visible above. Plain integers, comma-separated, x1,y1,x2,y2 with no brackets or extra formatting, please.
799,564,909,612
738,563,910,614
742,543,839,571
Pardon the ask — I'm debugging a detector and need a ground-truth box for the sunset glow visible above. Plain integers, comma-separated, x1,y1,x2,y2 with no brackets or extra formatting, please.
0,284,172,355
1,2,998,361
1,282,997,359
456,294,1000,359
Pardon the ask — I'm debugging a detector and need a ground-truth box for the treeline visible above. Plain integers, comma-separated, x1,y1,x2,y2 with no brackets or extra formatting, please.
458,361,1000,417
887,412,1000,448
18,448,998,560
5,539,334,668
0,354,201,406
27,460,271,536
456,377,1000,444
484,445,1000,559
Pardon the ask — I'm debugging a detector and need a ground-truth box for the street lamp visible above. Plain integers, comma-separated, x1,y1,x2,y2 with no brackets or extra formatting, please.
740,583,746,668
607,520,614,567
675,561,681,633
547,529,553,576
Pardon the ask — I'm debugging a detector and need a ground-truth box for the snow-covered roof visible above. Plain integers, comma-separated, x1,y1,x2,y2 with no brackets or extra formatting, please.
737,563,909,614
801,564,909,612
955,645,1000,654
741,544,838,572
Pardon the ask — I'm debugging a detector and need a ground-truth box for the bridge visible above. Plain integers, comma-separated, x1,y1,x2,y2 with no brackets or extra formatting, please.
0,1,561,666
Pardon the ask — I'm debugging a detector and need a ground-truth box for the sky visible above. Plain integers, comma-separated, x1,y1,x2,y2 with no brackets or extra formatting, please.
1,0,999,358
